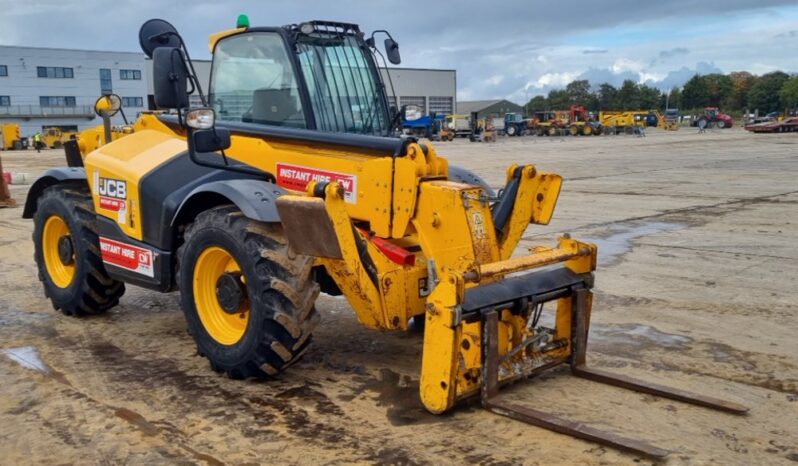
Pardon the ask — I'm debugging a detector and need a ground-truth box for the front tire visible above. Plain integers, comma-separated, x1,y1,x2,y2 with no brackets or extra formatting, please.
33,185,125,316
178,206,320,379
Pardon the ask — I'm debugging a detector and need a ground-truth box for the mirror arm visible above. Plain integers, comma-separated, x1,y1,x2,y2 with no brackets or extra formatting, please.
160,30,206,107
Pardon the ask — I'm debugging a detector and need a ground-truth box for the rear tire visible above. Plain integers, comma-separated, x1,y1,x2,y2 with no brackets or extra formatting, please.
33,185,125,316
178,206,320,379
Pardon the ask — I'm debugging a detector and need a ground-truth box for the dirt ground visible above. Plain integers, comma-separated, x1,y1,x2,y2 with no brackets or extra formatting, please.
0,127,796,465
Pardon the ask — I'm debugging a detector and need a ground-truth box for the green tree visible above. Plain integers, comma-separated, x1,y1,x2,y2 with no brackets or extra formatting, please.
747,71,789,113
525,95,548,114
778,76,798,110
727,71,754,111
665,86,682,109
547,89,570,109
638,84,661,109
596,83,617,110
565,79,592,106
703,73,733,108
616,79,640,110
682,75,709,110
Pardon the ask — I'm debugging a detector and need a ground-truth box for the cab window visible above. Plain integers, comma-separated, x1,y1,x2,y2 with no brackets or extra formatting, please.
210,33,306,128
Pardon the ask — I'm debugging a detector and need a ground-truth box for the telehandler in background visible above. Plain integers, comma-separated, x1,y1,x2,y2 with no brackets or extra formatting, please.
23,16,746,458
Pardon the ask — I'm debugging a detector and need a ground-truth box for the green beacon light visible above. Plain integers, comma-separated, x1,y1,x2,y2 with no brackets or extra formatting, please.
236,14,250,29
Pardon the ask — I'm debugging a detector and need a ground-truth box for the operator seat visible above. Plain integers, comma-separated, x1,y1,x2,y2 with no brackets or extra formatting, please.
245,88,301,126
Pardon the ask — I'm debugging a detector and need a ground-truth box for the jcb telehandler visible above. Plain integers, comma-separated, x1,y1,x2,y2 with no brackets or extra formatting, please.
24,17,746,458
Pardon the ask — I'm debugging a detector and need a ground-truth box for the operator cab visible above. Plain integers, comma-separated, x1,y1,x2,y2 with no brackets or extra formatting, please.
209,20,400,136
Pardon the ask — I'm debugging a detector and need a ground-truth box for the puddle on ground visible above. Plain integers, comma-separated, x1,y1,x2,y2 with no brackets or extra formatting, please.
589,323,692,356
586,221,685,265
1,346,49,373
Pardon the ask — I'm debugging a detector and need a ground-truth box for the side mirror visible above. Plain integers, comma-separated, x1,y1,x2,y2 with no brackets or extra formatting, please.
152,46,189,109
384,38,401,65
191,128,231,153
186,108,230,152
402,105,422,122
94,94,121,117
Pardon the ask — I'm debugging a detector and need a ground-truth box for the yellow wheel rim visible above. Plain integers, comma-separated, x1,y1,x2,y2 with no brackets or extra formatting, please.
193,246,250,345
42,215,76,288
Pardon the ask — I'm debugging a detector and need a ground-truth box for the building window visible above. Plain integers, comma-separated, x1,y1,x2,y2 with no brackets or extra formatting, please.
37,66,74,78
99,68,113,95
400,96,426,113
120,69,142,80
0,65,7,77
0,96,10,106
121,97,144,108
429,96,454,115
40,96,77,107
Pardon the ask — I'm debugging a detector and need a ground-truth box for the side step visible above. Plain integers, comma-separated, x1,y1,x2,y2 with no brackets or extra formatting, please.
480,288,748,459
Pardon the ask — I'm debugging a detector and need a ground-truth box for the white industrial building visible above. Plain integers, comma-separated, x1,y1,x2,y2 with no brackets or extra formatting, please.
0,46,148,135
1,45,456,137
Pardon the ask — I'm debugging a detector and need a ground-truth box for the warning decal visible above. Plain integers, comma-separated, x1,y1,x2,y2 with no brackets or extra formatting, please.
99,237,154,278
275,163,358,204
99,196,126,212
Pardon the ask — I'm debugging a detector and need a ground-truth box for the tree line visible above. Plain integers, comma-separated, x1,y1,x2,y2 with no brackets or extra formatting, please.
525,71,798,116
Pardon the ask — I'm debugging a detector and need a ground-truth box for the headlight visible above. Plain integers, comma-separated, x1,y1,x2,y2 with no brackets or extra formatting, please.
186,108,215,129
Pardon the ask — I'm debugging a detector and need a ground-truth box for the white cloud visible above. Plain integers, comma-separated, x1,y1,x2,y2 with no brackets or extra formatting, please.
530,72,578,89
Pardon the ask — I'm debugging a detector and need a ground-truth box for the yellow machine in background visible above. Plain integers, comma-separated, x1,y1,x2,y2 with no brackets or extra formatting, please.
23,17,746,459
1,123,24,150
41,127,78,149
600,110,680,133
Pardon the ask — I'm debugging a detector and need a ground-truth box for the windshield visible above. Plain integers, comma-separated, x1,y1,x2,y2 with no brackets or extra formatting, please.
210,32,306,128
296,34,390,135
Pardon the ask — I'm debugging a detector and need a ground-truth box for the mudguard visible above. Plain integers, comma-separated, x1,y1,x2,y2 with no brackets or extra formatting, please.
22,167,87,218
173,179,287,226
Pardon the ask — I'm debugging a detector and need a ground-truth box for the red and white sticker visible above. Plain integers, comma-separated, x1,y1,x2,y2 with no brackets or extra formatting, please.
99,237,154,277
275,163,358,204
99,196,126,212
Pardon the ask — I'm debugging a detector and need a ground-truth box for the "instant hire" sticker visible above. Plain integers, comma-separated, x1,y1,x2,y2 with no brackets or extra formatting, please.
275,163,358,204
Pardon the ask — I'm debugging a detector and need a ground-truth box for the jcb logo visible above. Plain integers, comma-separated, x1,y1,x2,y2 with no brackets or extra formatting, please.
98,177,127,199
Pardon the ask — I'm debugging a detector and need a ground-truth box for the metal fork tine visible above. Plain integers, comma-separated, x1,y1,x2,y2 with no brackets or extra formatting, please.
485,395,670,458
571,366,749,414
570,285,748,414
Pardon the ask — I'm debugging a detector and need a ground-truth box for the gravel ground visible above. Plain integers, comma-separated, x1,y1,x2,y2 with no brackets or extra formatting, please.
0,127,796,465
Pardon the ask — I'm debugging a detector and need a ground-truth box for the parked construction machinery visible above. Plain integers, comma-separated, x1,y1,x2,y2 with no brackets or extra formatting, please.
530,111,564,136
41,127,79,149
468,111,497,142
745,116,798,133
1,123,25,150
658,109,680,131
444,114,471,138
503,112,528,137
565,105,602,136
24,17,747,458
599,111,647,134
692,107,734,129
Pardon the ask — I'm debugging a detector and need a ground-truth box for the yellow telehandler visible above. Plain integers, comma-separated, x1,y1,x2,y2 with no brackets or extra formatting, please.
23,17,746,458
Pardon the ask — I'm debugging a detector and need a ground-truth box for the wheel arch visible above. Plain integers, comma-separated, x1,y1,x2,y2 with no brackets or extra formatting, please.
23,167,87,219
171,179,287,234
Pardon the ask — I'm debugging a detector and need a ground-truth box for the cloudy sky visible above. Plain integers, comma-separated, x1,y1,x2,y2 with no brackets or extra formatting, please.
2,0,797,103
